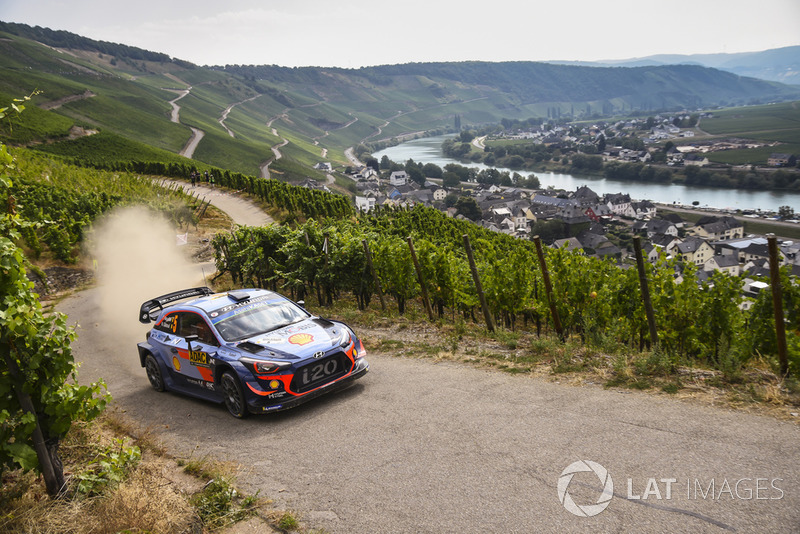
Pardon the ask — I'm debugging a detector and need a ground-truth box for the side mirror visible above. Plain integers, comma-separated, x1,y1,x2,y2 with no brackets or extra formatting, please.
185,334,199,353
297,300,306,308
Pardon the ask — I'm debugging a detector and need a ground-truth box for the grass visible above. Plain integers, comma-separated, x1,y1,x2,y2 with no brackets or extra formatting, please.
0,410,319,534
311,292,800,423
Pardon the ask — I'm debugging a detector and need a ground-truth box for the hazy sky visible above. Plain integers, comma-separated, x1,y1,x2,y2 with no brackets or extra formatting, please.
2,0,799,68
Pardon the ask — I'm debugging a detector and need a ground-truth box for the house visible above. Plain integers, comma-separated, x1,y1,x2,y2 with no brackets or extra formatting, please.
605,193,632,216
513,207,529,232
660,213,685,229
684,154,709,167
572,185,600,206
355,195,376,212
767,153,793,167
643,243,663,263
633,219,677,238
553,237,583,252
740,242,785,264
313,162,332,171
578,231,621,259
432,188,447,202
704,254,740,276
298,178,330,193
651,234,682,254
692,216,744,241
631,200,657,219
389,171,408,186
676,237,715,266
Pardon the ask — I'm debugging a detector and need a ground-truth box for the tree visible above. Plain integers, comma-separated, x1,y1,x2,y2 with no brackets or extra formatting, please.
365,157,379,172
454,196,482,221
442,171,460,188
778,205,795,220
459,130,475,143
597,134,606,152
0,97,108,497
379,155,392,170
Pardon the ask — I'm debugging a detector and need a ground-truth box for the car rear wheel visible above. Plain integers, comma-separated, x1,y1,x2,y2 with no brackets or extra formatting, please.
144,354,166,392
220,372,248,418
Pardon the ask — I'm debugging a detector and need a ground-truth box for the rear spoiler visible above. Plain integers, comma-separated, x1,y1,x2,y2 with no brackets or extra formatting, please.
139,287,214,323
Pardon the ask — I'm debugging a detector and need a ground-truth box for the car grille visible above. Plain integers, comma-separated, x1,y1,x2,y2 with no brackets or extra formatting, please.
291,352,349,394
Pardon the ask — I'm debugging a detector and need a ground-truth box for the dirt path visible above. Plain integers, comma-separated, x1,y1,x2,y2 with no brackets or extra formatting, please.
39,89,95,110
179,127,205,159
260,113,290,179
166,179,273,227
219,95,260,138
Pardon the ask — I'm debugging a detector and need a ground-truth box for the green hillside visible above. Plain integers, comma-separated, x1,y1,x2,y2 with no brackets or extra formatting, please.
2,20,800,178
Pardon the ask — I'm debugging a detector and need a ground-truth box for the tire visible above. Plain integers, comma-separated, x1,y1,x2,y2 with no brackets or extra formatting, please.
144,354,166,392
220,372,248,418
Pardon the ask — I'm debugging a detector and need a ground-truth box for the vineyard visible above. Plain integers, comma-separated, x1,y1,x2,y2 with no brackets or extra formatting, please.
7,148,200,264
211,193,800,382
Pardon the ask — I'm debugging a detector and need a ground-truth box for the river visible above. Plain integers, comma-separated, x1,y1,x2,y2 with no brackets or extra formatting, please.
373,135,800,213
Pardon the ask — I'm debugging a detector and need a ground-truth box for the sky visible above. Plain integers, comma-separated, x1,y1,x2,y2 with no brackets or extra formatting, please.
1,0,799,68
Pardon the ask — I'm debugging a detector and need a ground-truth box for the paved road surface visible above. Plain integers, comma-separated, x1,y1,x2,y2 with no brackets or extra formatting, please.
59,186,800,533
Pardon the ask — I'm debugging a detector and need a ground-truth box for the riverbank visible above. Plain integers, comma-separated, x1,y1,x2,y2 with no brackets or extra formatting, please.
374,135,800,212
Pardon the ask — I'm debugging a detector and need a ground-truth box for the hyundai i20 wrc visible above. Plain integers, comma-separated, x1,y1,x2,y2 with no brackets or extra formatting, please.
137,287,369,417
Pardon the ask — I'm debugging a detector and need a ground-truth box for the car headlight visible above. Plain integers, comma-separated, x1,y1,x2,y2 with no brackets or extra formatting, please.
241,357,291,375
337,329,352,347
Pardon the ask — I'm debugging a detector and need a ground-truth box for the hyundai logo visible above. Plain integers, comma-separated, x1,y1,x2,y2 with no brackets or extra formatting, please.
313,351,325,359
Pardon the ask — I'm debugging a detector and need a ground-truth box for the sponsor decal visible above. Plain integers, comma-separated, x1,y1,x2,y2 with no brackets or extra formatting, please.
173,356,181,371
268,391,287,399
256,336,283,345
186,378,215,390
190,350,210,366
288,333,314,346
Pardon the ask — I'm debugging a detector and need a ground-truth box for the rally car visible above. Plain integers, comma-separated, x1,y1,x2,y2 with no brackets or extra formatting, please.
137,287,369,418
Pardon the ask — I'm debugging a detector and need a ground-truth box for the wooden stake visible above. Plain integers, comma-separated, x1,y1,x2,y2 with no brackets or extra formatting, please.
362,240,386,311
768,236,789,376
407,237,435,321
463,234,495,332
633,236,658,347
533,236,563,341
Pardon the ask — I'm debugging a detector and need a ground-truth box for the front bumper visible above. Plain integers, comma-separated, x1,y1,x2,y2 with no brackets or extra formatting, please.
248,358,369,414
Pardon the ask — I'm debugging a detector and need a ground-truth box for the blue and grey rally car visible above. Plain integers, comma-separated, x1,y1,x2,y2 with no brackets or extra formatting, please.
137,287,369,417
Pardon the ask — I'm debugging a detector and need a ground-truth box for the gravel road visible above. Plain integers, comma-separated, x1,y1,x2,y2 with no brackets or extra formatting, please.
58,186,800,533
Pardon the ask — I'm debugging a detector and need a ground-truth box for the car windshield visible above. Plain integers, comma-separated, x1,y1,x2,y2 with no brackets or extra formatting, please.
213,301,308,341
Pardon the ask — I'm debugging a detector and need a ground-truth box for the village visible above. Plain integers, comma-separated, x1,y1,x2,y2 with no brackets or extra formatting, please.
300,160,799,307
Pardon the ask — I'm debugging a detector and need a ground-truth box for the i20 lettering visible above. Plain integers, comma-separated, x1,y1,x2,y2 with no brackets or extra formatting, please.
302,359,338,385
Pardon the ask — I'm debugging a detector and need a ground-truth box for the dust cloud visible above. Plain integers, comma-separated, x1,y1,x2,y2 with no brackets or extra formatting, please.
90,206,208,338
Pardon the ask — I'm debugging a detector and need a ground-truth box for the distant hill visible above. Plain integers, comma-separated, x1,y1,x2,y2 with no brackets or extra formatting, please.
1,20,799,177
228,61,800,114
549,46,800,85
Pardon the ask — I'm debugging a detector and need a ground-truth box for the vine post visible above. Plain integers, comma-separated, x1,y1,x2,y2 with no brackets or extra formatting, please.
767,236,789,375
533,236,563,341
363,240,386,311
633,236,658,347
463,234,495,332
407,236,435,321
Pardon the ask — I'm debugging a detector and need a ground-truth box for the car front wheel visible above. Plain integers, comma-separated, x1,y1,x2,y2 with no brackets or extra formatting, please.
144,354,166,392
220,372,248,418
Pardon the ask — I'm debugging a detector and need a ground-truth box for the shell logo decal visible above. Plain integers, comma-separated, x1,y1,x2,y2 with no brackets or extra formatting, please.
288,333,314,346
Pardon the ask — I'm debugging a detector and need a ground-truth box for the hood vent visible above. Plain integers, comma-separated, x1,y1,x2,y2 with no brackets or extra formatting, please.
238,341,266,354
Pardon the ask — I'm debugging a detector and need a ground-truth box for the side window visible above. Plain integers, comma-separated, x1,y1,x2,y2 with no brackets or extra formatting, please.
155,312,179,334
178,312,219,347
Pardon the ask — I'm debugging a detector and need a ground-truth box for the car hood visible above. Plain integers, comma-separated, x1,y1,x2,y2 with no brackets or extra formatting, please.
236,318,347,360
